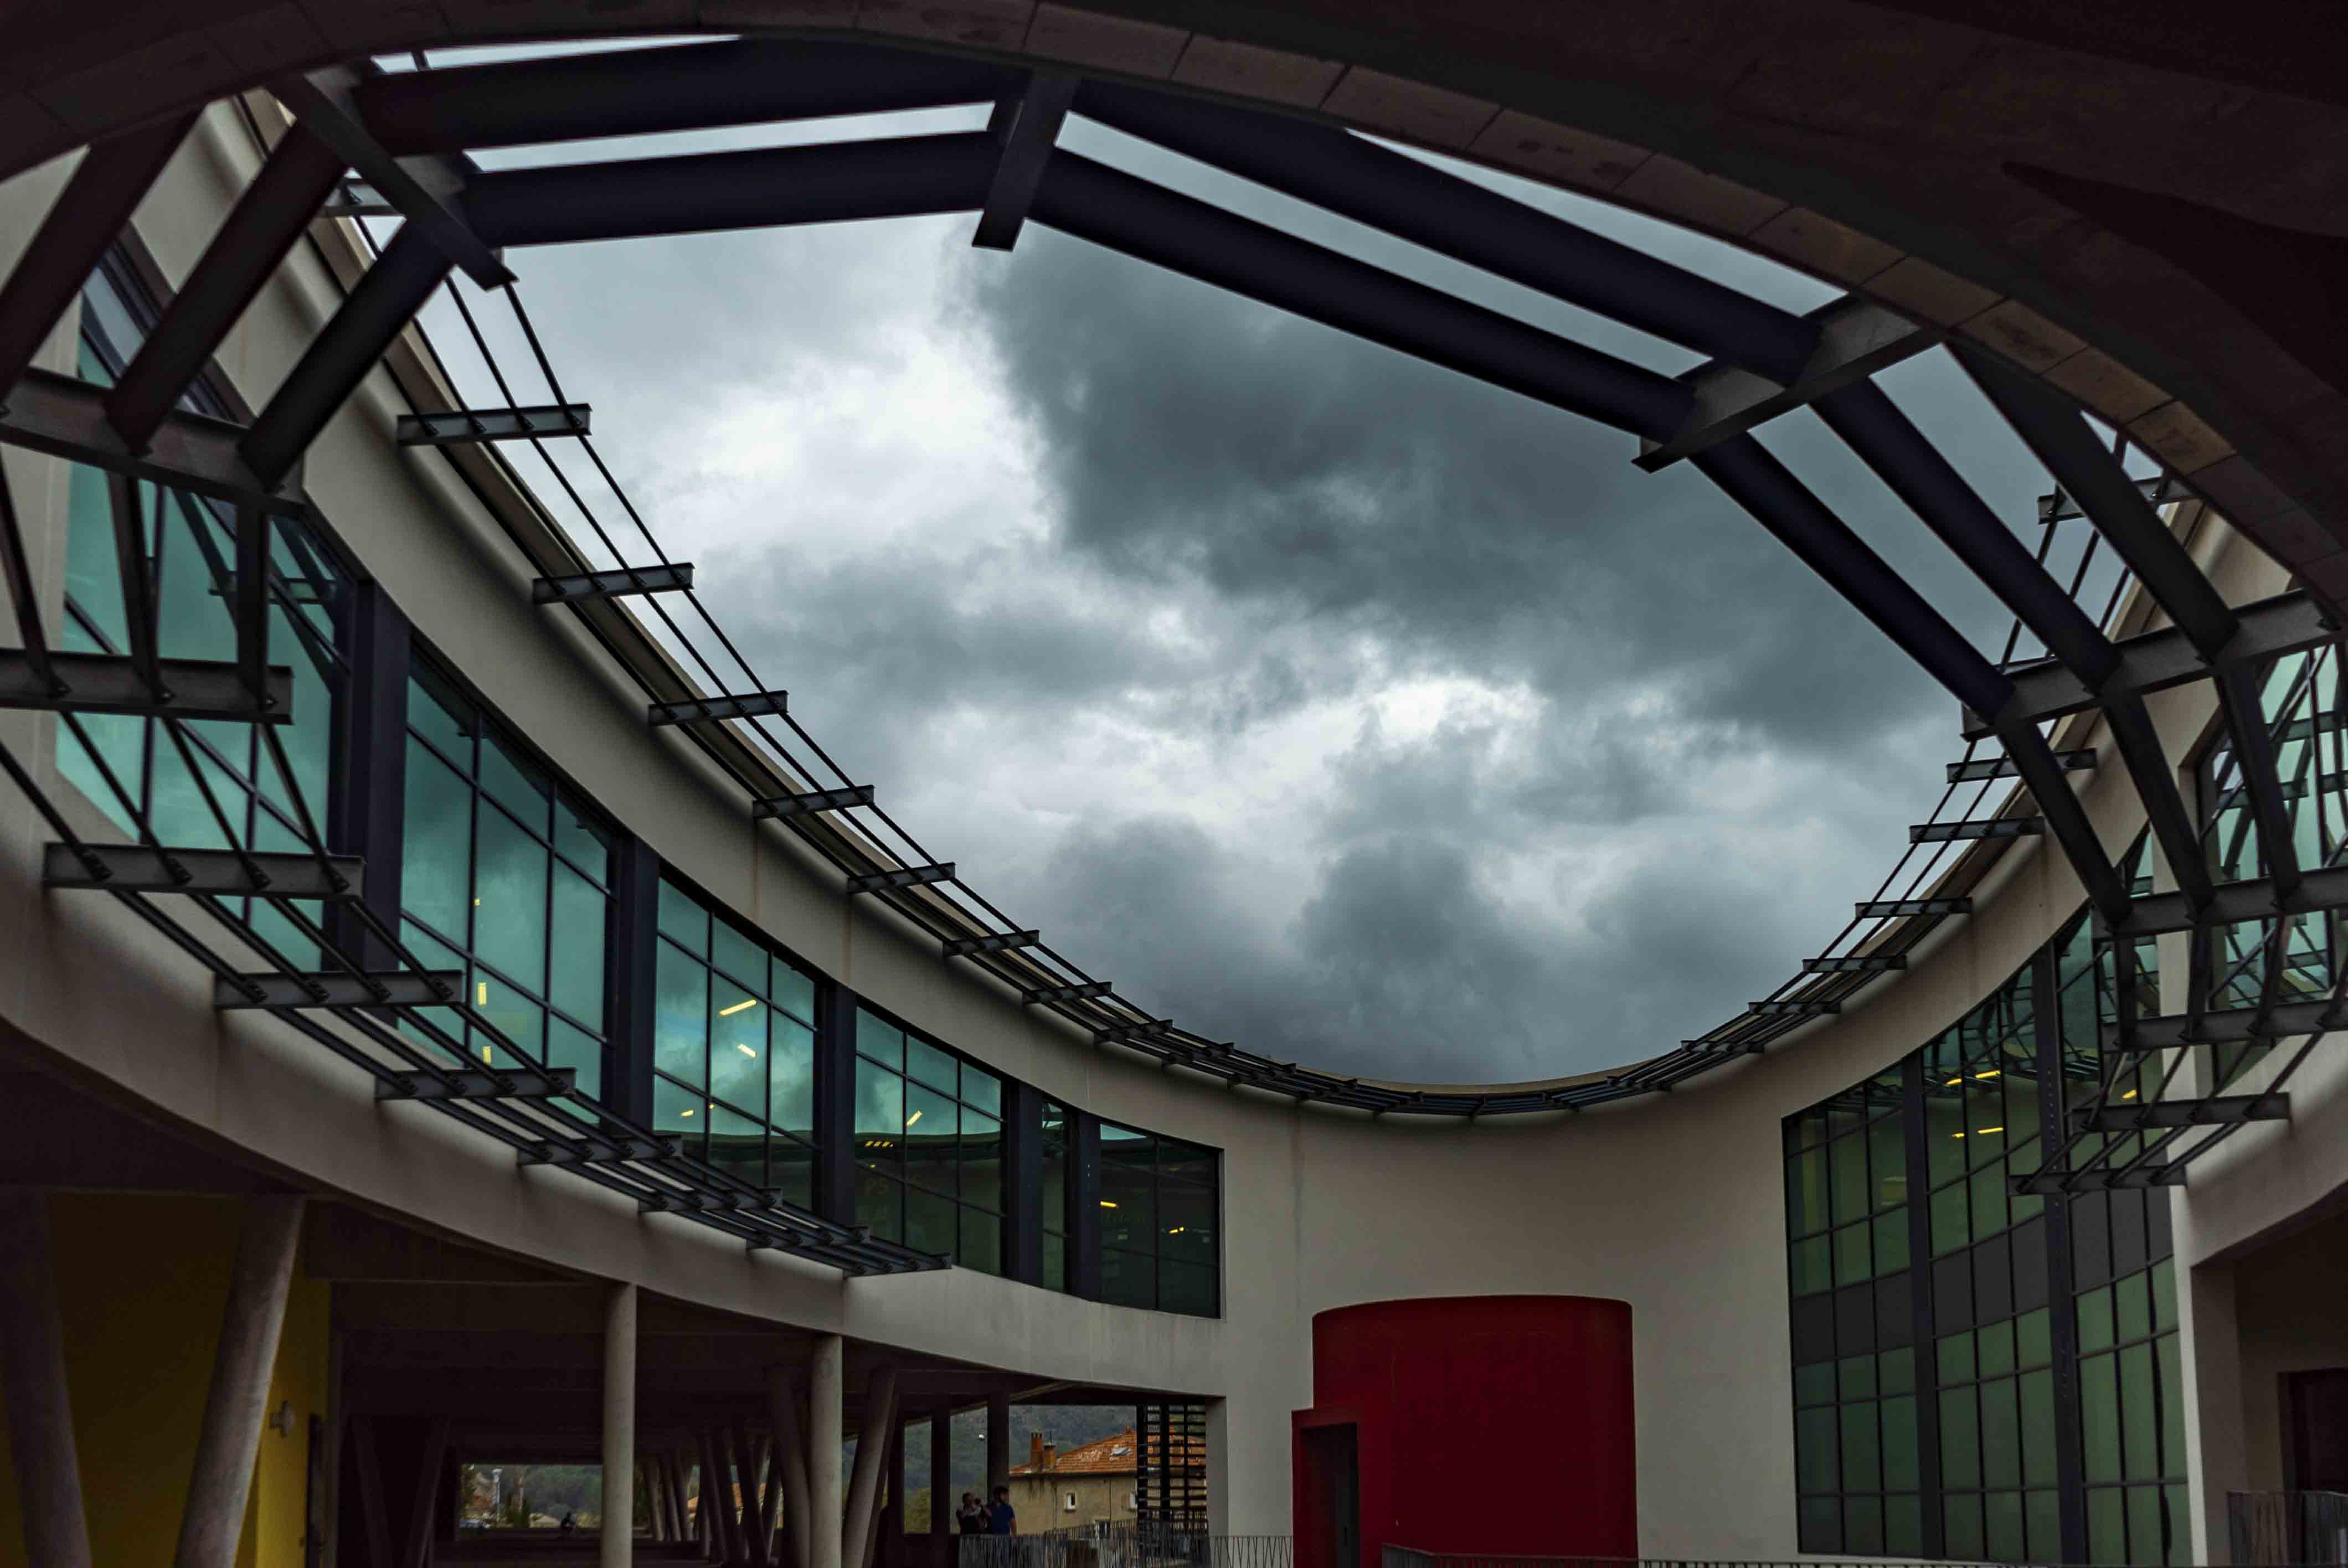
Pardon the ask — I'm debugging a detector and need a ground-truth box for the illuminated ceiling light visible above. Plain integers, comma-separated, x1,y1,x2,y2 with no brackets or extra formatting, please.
2122,1089,2139,1100
1099,1200,1118,1208
1975,1070,2001,1080
905,1110,922,1127
681,1108,695,1118
480,1045,491,1064
1951,1132,1966,1139
1976,1126,2004,1134
719,998,758,1017
736,1042,758,1058
476,981,488,1007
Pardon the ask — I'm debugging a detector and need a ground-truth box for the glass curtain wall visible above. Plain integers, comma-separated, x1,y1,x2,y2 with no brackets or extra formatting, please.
59,259,348,965
1786,890,2184,1565
852,1009,1003,1272
1041,1098,1072,1292
1099,1122,1219,1317
652,876,821,1208
399,663,612,1098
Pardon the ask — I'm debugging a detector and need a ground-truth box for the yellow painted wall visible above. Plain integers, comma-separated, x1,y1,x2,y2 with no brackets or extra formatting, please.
0,1193,329,1568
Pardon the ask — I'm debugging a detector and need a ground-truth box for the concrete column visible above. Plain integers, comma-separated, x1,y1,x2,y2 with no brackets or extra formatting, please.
773,1366,815,1568
843,1368,899,1568
810,1338,845,1568
0,1193,92,1568
984,1396,1009,1497
2183,1258,2249,1565
882,1420,905,1568
603,1282,637,1568
174,1194,306,1568
705,1428,743,1566
930,1404,952,1564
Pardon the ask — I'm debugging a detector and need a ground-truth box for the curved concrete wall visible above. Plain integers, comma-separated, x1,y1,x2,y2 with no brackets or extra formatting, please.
0,81,2335,1561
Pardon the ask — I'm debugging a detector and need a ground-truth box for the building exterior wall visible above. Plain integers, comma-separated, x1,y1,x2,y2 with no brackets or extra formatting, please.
0,76,2341,1568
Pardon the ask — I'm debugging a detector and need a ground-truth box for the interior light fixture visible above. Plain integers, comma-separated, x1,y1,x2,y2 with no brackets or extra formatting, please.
681,1108,695,1118
1977,1126,2004,1134
1975,1070,2002,1080
1099,1200,1118,1208
736,1042,757,1058
2122,1089,2139,1100
475,981,488,1007
719,998,758,1017
905,1110,923,1127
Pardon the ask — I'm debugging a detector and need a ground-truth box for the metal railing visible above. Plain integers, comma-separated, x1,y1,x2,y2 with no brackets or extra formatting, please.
2232,1492,2348,1565
961,1526,1289,1568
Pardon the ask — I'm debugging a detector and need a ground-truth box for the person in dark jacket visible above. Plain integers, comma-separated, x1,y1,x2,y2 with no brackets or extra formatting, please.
986,1487,1017,1535
957,1493,986,1534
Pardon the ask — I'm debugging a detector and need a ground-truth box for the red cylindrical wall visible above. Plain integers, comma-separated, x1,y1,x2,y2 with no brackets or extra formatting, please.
1294,1296,1636,1567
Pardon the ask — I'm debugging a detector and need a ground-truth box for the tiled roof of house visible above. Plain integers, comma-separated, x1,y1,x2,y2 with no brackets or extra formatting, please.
1010,1429,1205,1477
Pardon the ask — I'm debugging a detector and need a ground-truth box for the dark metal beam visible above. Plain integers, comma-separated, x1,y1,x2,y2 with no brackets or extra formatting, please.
845,863,952,895
753,786,873,821
377,1068,576,1102
0,113,197,402
43,843,362,899
1958,344,2237,656
2013,1164,2185,1195
394,404,589,446
2041,473,2180,524
1637,298,1937,470
2115,863,2348,936
2102,694,2217,910
532,564,693,604
464,134,998,249
2215,662,2304,898
648,690,785,725
2113,997,2336,1050
1948,750,2096,782
355,38,1016,155
518,1134,679,1167
1076,80,1821,382
974,72,1075,251
0,649,292,721
1913,817,2043,841
1963,592,2336,736
1804,955,1907,973
2,367,306,515
2070,1092,2288,1131
1095,1018,1174,1045
1857,897,1973,917
215,971,462,1009
1031,152,1692,442
943,930,1039,959
1023,981,1111,1005
271,66,512,288
1752,999,1841,1016
106,122,348,453
241,225,455,488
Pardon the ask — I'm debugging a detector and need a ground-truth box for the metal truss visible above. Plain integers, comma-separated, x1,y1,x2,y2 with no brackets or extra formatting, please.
0,34,2336,1144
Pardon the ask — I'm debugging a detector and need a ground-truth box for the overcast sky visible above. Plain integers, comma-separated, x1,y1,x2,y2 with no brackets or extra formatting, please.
404,61,2102,1084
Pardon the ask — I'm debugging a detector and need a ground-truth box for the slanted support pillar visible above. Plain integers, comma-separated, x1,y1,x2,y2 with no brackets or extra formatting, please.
929,1402,952,1568
810,1337,845,1568
174,1195,306,1568
604,1283,638,1568
843,1368,899,1568
773,1366,815,1568
0,1193,92,1568
984,1396,1009,1500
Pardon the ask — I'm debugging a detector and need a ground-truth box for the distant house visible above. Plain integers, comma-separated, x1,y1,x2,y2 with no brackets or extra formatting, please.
1004,1429,1204,1535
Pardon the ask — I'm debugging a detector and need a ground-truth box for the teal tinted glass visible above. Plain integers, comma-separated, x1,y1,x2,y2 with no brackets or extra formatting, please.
658,879,708,955
400,745,472,938
654,941,707,1084
548,863,606,1024
709,979,766,1112
712,919,768,996
770,1016,816,1133
857,1009,903,1068
472,804,549,993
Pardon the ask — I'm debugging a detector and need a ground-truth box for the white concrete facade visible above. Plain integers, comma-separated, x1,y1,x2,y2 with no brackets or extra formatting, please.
2,85,2345,1564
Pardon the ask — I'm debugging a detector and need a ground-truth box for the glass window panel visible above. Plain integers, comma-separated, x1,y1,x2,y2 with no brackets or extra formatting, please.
1940,1330,1975,1385
770,1016,817,1135
713,919,769,996
2082,1352,2123,1484
1871,1117,1906,1212
710,980,765,1113
1840,1354,1877,1402
2165,1485,2192,1568
1834,1222,1871,1286
709,1105,765,1190
480,733,552,837
904,1084,957,1194
408,672,470,766
1791,1237,1831,1297
473,803,549,996
1980,1319,2016,1378
2127,1485,2166,1567
2152,1262,2179,1332
957,1205,1002,1276
854,1060,903,1169
2089,1487,2128,1567
766,959,815,1027
1160,1259,1215,1317
473,978,544,1067
655,941,708,1086
855,1167,900,1243
2018,1307,2052,1370
400,745,472,940
532,1019,598,1109
1795,1363,1836,1409
1879,1347,1914,1396
1944,1493,1984,1560
1100,1247,1154,1311
1882,1394,1919,1490
1100,1161,1155,1253
58,712,143,834
2081,1286,2116,1353
1158,1137,1213,1187
2026,1489,2063,1565
1791,1146,1828,1237
2117,1269,2154,1343
960,1064,1000,1118
654,1074,706,1162
1800,1496,1842,1555
1841,1401,1881,1491
1873,1210,1909,1275
554,800,610,884
2021,1369,2058,1489
2159,1334,2187,1480
1932,1182,1970,1257
1886,1495,1923,1557
1042,1232,1067,1293
658,879,708,956
1843,1496,1883,1557
857,1009,903,1069
904,1185,956,1261
549,863,606,1028
1985,1490,2025,1561
1981,1377,2021,1490
1160,1180,1213,1266
1832,1130,1868,1223
905,1035,959,1095
769,1136,815,1214
960,1107,1002,1213
2122,1342,2161,1482
1970,1163,2011,1241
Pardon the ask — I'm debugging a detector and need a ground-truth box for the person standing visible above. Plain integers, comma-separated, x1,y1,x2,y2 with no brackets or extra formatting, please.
986,1487,1017,1536
957,1493,986,1535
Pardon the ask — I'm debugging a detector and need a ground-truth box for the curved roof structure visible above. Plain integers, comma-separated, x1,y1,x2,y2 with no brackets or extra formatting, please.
2,4,2345,1267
